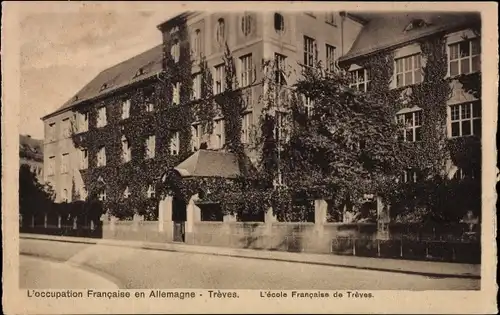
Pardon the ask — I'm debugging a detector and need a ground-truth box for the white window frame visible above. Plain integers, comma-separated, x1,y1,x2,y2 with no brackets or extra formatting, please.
192,73,202,100
241,112,252,144
396,110,423,142
394,53,423,88
401,169,419,183
448,38,481,77
62,118,71,138
449,102,481,138
172,82,181,105
349,68,370,92
48,156,55,176
171,40,180,63
97,146,106,167
274,53,287,86
325,12,337,26
241,13,253,36
121,136,131,163
147,184,156,199
303,36,317,67
98,189,106,201
302,95,314,117
145,135,156,159
170,132,180,155
240,54,253,87
79,149,88,170
122,99,131,119
216,18,225,45
97,106,107,128
192,125,202,151
214,64,225,94
326,44,337,72
123,186,131,199
48,123,56,141
214,119,225,149
78,112,88,133
60,153,69,174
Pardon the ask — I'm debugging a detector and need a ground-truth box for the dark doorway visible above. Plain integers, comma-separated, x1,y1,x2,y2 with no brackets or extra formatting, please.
172,194,187,242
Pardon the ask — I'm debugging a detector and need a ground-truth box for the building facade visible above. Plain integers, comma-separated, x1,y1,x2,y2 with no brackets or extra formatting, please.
41,11,481,220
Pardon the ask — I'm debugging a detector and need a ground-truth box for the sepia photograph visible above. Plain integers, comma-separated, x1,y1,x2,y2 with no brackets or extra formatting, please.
2,1,498,314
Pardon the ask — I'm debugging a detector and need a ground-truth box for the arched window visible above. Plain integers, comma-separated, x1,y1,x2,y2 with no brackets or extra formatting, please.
274,13,285,33
216,18,225,45
241,13,253,36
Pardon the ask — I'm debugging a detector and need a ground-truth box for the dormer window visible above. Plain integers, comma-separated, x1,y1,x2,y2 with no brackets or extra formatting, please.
73,95,79,102
404,19,430,32
135,68,145,77
100,83,108,91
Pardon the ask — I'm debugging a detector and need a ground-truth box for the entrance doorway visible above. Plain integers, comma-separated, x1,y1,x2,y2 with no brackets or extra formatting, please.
172,194,187,242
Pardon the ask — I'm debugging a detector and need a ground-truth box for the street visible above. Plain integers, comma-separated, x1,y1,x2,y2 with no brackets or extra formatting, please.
20,239,480,290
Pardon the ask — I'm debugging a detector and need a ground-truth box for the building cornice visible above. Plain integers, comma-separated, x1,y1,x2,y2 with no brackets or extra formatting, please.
156,11,202,32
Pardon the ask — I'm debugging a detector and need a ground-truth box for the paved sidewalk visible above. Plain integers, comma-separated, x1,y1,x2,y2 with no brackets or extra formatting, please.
20,233,481,279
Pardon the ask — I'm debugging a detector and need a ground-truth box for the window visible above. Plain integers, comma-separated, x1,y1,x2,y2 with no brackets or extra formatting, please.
192,29,202,58
449,38,480,76
397,110,422,142
214,64,225,94
172,82,181,105
274,13,285,33
61,118,71,138
79,149,88,170
325,12,337,25
275,111,290,143
274,53,287,85
350,68,370,92
78,112,88,133
303,95,314,117
61,189,68,203
60,153,69,174
145,135,156,159
216,18,225,45
241,112,252,144
170,132,180,155
241,13,252,36
123,186,131,199
401,169,420,183
47,156,55,176
97,146,106,167
214,119,225,149
147,185,156,199
453,167,476,180
450,102,481,137
192,124,202,151
144,88,154,112
48,123,56,141
240,54,253,87
97,106,107,128
326,44,337,72
303,36,317,67
98,189,106,201
192,73,202,100
122,99,131,119
395,54,422,87
121,136,131,163
171,40,180,63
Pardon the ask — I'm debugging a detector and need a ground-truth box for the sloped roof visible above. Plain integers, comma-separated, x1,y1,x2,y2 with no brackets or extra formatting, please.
340,12,480,62
20,135,43,162
174,150,241,179
43,44,163,120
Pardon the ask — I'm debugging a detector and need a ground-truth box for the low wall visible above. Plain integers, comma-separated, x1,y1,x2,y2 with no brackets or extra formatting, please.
102,221,172,243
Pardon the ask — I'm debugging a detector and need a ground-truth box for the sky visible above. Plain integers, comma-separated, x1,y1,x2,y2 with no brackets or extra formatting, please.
19,5,180,139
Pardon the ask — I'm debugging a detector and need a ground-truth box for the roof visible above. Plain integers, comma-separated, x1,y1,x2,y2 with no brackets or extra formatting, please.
174,150,241,179
42,44,163,120
340,12,480,62
19,135,43,162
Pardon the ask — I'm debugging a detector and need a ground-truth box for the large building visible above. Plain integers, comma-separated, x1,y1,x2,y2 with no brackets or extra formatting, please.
41,11,481,218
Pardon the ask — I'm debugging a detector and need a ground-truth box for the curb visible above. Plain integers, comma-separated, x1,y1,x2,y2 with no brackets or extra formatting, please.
20,234,481,280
